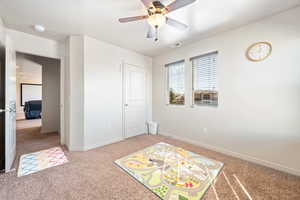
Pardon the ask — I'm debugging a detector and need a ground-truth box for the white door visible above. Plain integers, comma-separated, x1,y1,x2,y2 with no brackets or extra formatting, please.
124,63,146,138
5,36,16,172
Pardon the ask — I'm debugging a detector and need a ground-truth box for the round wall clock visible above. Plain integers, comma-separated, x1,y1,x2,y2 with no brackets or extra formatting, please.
246,42,272,62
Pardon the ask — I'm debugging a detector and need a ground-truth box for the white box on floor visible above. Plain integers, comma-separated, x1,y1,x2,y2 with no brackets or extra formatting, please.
147,121,159,135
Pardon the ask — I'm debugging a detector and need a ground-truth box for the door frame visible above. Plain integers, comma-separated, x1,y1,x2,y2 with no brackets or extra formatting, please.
15,51,65,145
122,61,147,139
0,41,5,171
4,35,16,172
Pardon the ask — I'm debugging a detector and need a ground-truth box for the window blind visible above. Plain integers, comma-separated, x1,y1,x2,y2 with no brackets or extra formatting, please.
166,60,185,105
191,52,218,105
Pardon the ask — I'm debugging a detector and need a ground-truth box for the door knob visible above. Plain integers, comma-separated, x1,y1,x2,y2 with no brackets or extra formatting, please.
0,108,9,113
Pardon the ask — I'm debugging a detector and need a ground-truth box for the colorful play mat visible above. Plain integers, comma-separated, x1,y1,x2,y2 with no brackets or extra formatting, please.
18,147,68,177
115,142,223,200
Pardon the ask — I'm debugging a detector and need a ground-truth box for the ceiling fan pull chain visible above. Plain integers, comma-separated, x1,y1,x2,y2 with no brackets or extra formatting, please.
155,25,159,42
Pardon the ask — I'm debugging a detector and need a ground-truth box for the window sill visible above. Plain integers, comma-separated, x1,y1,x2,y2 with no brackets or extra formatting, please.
165,104,218,108
191,103,218,108
166,104,187,108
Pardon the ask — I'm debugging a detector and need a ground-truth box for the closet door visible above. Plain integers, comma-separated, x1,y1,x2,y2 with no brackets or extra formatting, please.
123,63,146,138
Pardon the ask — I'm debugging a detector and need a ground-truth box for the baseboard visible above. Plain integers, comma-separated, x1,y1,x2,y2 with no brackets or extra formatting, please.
161,132,300,177
41,129,59,134
84,137,124,151
68,145,85,151
16,112,25,120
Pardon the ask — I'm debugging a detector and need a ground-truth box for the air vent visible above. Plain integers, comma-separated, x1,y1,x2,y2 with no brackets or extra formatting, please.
171,42,182,48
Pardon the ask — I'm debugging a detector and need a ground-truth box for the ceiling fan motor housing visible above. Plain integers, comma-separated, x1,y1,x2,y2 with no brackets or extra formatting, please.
148,1,166,16
152,1,165,9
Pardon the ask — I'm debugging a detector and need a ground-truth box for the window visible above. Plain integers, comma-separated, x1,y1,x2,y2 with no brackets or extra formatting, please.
166,60,185,105
191,52,218,106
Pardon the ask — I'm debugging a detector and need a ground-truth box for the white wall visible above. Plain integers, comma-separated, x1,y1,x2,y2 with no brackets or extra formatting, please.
153,7,300,175
16,54,42,120
65,35,152,151
83,36,152,150
41,58,60,134
64,38,71,149
0,18,5,45
6,29,60,59
65,36,85,151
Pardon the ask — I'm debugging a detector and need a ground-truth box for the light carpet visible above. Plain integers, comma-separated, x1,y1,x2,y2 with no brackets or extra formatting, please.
1,133,300,200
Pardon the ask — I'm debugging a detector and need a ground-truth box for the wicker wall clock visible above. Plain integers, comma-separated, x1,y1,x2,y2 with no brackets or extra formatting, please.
246,42,272,62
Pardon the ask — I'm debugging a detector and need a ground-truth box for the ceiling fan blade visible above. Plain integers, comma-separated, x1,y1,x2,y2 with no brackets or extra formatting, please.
140,0,153,8
146,25,156,38
166,0,196,13
119,15,148,23
166,17,188,30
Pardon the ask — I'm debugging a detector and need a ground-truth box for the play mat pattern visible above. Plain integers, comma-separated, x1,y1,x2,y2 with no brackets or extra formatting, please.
115,142,223,200
18,147,68,177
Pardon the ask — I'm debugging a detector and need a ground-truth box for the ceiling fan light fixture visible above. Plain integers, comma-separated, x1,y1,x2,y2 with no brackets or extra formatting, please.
118,0,194,41
147,13,166,27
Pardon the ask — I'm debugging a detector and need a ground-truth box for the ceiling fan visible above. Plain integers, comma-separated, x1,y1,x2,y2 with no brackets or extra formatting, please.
118,0,196,42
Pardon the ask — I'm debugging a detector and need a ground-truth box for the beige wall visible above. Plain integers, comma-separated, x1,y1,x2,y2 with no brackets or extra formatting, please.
41,58,60,134
152,7,300,175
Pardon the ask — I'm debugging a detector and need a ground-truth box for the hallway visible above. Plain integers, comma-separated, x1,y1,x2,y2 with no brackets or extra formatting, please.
15,119,60,168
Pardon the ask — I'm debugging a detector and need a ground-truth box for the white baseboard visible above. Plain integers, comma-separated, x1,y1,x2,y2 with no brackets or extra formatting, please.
161,132,300,177
41,129,59,134
68,145,85,151
16,112,25,120
84,137,124,151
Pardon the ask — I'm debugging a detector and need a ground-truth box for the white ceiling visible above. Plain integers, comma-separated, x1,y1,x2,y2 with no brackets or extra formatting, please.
0,0,300,57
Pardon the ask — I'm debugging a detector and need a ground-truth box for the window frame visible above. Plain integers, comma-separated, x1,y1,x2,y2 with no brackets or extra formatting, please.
165,59,186,106
191,51,218,107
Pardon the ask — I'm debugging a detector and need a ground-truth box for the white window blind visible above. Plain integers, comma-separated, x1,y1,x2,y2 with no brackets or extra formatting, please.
191,52,218,105
166,60,185,105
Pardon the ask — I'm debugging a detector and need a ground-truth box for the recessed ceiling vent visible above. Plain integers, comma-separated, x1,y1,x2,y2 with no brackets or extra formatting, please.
171,42,182,48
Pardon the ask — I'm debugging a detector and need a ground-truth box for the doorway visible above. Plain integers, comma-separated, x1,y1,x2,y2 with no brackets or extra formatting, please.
15,52,61,164
123,63,147,138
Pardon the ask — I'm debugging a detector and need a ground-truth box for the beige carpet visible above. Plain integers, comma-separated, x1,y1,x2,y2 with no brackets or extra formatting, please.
16,119,42,130
0,129,299,199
